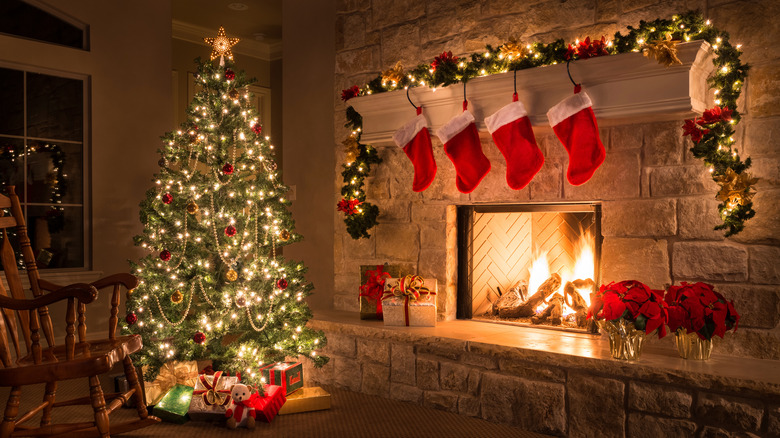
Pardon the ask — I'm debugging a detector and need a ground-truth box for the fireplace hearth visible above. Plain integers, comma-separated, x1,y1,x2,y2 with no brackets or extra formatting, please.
457,203,601,333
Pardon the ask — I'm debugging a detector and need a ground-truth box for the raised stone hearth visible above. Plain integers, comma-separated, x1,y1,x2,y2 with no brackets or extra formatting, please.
304,311,780,437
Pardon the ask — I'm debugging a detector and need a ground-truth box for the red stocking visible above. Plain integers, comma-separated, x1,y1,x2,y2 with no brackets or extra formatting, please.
485,94,544,190
436,102,491,193
393,107,436,192
547,90,605,186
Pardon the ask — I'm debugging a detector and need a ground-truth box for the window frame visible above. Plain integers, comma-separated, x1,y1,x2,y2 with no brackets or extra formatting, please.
0,60,91,272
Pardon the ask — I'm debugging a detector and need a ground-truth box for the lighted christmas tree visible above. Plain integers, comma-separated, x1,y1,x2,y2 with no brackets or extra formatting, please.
125,28,327,385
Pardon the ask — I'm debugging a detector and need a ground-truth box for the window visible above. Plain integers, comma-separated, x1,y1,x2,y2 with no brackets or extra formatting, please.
0,0,87,50
0,65,88,269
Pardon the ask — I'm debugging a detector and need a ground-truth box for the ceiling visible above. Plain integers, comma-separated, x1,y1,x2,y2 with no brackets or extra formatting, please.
171,0,282,59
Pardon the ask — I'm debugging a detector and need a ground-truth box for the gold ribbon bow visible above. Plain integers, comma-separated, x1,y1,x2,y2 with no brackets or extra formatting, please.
194,371,231,406
342,135,360,163
499,38,526,60
642,33,681,67
381,61,404,87
715,168,758,205
144,361,199,405
382,275,432,302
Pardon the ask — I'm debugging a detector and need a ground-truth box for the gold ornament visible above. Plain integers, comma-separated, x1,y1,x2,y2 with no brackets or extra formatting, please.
229,89,239,100
715,168,758,206
204,26,240,61
226,269,238,282
381,61,404,87
187,202,199,214
280,229,291,242
171,290,183,304
642,33,682,67
499,37,526,60
342,135,360,163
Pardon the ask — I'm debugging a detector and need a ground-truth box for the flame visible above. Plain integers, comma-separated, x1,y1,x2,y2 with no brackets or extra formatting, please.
526,231,595,318
527,252,550,299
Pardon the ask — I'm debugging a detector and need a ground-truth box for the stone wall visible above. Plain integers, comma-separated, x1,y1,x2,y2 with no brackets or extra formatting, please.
304,318,780,437
332,0,780,360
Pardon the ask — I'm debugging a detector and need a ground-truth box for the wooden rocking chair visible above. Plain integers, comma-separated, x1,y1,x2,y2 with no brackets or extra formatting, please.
0,187,159,437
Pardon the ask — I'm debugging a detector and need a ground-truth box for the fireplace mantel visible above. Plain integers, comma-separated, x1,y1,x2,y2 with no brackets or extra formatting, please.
350,41,714,145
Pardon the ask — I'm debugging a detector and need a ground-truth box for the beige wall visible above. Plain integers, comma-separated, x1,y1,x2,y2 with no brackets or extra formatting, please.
0,0,172,336
282,0,337,310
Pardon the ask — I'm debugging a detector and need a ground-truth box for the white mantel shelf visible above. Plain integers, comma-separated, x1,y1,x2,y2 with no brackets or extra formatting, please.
350,41,715,145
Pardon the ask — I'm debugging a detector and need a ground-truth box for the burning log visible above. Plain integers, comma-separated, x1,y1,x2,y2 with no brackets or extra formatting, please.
531,294,564,325
564,279,595,328
499,273,561,318
488,282,527,315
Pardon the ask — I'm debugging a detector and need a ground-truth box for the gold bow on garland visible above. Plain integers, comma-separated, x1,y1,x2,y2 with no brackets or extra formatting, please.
716,168,758,206
642,33,682,67
342,135,360,163
381,61,404,87
499,38,526,60
193,371,232,406
382,275,436,326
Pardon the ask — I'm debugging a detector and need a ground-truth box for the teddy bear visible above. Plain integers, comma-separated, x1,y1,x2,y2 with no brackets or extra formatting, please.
225,383,257,429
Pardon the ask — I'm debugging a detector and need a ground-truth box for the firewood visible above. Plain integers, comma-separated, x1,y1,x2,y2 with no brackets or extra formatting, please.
499,273,561,318
531,294,564,325
564,279,597,328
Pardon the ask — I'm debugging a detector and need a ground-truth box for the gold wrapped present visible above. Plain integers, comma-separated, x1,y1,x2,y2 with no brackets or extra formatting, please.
188,371,238,421
143,360,200,406
382,276,437,327
279,386,331,415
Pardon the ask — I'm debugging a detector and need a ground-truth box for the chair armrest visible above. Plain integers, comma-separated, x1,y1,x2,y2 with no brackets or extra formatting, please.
0,283,98,310
38,273,139,293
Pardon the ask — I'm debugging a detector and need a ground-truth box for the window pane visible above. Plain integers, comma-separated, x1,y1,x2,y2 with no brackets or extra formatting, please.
27,73,83,141
25,141,82,205
27,205,83,269
0,68,24,136
0,0,84,50
0,136,25,200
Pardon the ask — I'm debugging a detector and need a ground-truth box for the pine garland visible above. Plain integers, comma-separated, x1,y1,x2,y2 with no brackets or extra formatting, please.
339,10,755,238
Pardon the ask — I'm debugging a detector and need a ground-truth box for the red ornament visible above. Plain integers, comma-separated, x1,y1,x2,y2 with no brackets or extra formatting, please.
162,193,173,204
225,225,237,237
193,331,206,344
252,123,262,135
222,163,234,175
125,313,137,325
160,250,172,261
276,278,288,290
225,69,235,80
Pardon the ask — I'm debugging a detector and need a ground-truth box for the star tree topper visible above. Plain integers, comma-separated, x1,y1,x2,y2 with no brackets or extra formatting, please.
204,26,240,62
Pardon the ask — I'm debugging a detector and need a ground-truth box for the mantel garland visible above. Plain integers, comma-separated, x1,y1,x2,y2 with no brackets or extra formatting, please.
339,10,755,239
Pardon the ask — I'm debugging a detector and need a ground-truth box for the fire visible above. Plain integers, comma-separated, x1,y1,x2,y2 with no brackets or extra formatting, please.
528,232,595,318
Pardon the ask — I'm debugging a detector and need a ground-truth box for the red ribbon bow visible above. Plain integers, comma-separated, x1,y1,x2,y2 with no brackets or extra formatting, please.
193,371,231,406
381,275,436,326
360,265,390,317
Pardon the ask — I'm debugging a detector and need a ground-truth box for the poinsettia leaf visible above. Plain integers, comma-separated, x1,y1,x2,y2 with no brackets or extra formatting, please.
634,314,647,331
699,321,716,340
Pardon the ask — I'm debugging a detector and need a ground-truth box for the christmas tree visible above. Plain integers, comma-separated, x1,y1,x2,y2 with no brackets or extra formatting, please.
125,28,327,386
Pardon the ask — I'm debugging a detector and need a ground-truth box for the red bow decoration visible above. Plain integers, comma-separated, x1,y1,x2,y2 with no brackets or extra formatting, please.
360,265,391,317
193,371,232,406
381,275,436,326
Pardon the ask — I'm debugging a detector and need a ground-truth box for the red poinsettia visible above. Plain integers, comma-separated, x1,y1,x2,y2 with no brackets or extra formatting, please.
665,282,739,340
341,85,360,102
698,105,733,125
431,51,458,71
337,198,362,215
588,280,668,338
566,36,610,60
682,118,709,144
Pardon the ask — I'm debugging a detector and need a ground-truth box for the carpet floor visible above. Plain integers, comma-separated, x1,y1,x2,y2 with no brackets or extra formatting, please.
0,377,551,438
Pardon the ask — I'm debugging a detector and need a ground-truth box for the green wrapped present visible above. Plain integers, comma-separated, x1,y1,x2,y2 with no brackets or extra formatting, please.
152,384,194,424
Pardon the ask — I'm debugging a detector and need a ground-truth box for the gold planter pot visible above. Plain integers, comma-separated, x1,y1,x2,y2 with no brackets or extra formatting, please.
597,319,645,360
674,329,713,360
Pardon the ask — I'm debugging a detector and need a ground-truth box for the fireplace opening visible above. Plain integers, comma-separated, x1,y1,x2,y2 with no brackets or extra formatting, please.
457,203,602,333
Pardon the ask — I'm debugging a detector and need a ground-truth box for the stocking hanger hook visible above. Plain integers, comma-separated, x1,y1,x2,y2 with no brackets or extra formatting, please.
566,60,582,93
406,87,418,110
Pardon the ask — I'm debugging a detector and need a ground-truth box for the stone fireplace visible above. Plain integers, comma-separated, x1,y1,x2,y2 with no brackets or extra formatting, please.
320,1,780,435
456,203,601,333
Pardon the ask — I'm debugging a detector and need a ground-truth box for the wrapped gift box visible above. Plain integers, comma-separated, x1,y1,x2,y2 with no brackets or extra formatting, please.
359,264,413,320
382,276,437,327
255,384,286,423
142,360,199,406
152,384,194,424
188,371,238,422
279,386,331,415
260,361,303,395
